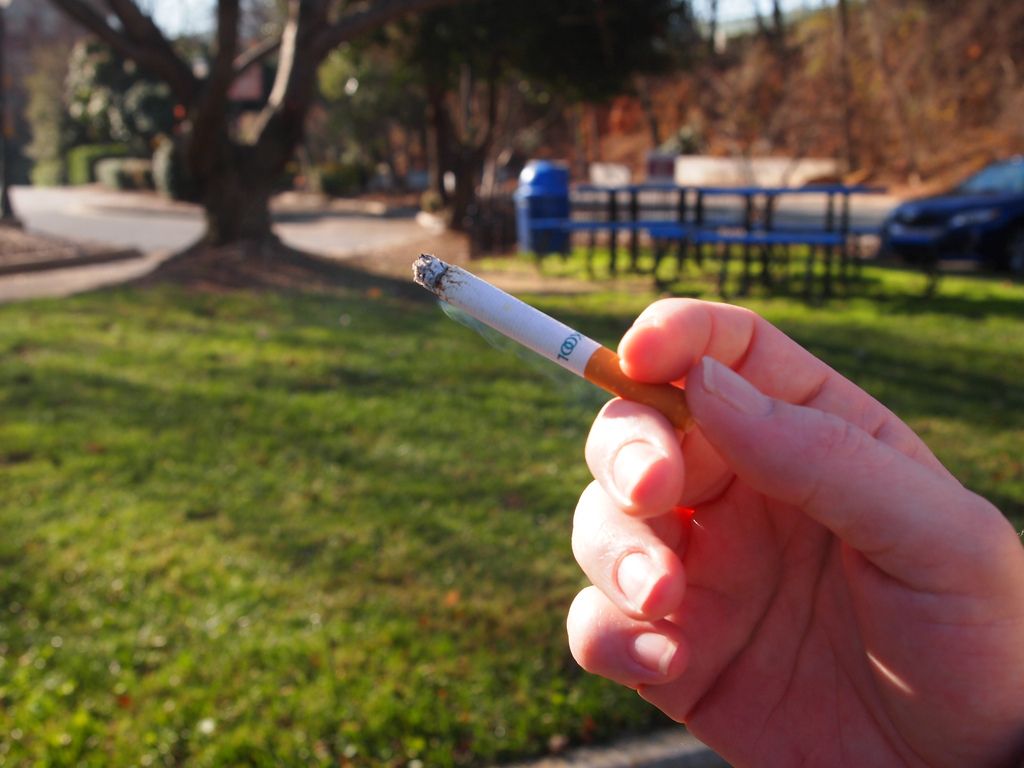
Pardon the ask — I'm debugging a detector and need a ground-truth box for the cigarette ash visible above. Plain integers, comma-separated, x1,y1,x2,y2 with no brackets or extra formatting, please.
412,253,449,290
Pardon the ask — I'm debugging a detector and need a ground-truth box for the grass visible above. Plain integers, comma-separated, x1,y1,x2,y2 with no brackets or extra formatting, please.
1,250,1023,767
0,279,650,768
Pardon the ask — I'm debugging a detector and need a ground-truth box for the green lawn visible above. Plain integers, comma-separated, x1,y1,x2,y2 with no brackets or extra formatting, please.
0,257,1022,767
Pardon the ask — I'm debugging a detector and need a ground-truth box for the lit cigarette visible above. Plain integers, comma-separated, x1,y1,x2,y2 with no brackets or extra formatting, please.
412,254,692,431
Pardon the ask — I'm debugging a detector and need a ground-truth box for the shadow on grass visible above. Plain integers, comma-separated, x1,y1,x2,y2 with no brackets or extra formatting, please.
850,262,1024,320
537,245,1024,321
0,286,590,590
127,238,433,304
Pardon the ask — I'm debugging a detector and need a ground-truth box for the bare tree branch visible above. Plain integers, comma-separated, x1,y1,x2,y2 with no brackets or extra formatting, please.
265,0,327,113
233,35,282,76
47,0,198,103
106,0,167,40
250,0,333,156
208,0,241,102
707,0,719,56
312,0,469,60
189,0,242,172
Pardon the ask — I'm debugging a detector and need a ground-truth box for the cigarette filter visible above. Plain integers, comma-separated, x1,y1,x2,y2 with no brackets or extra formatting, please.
412,254,692,431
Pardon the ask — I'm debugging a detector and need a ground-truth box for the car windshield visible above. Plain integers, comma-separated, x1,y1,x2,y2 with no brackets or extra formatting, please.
955,159,1024,194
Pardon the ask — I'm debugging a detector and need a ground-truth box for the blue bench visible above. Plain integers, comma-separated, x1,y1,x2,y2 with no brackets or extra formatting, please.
690,228,847,298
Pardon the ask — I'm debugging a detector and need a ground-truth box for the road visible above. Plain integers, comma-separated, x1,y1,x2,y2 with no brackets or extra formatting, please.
10,186,896,256
8,186,431,257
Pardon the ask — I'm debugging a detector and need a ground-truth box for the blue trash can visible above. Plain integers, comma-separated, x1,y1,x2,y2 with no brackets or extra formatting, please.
514,160,570,255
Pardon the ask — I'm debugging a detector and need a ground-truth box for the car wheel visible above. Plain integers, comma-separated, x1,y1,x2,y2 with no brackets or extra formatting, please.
1006,226,1024,275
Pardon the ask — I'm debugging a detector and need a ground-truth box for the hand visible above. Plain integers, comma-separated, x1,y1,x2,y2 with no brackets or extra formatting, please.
567,299,1024,768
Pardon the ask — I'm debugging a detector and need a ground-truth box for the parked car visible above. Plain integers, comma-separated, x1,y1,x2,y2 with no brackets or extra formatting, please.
879,156,1024,273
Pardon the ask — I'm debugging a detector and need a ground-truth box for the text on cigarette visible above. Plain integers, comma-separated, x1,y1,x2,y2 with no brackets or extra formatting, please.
558,333,582,362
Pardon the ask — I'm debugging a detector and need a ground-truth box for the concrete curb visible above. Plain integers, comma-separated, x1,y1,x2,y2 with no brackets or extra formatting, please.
0,250,174,303
73,189,414,220
500,729,732,768
0,247,142,276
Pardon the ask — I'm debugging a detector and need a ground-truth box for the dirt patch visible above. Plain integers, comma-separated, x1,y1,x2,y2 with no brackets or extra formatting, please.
130,226,589,299
121,227,478,301
0,216,589,299
346,227,473,280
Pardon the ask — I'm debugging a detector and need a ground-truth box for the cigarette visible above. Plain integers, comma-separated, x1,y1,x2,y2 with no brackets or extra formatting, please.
412,254,692,431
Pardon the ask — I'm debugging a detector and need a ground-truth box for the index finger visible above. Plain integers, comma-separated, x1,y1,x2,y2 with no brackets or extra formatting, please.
618,299,931,462
619,299,824,399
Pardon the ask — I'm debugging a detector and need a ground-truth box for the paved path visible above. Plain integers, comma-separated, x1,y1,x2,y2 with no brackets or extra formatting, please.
0,187,434,303
9,185,430,258
504,728,730,768
0,248,176,303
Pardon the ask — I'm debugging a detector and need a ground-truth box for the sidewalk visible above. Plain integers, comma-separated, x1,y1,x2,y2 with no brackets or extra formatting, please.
0,189,415,302
0,247,175,303
503,728,731,768
0,221,174,302
0,223,142,275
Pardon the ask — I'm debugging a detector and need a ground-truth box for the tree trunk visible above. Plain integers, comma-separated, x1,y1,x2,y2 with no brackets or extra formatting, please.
430,63,498,233
191,140,278,246
836,0,856,172
864,0,919,177
635,75,661,149
201,168,275,246
447,151,474,231
46,0,475,256
426,83,453,206
706,0,718,57
772,0,785,43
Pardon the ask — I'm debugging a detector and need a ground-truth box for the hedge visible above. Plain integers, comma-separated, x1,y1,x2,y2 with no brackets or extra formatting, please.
66,143,133,186
30,160,66,187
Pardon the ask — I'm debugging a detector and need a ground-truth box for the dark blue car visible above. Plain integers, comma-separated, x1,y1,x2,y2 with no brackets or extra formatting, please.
879,156,1024,273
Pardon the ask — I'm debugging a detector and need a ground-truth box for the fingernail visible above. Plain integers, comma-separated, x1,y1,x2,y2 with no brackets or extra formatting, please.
628,632,678,677
701,357,772,417
617,552,660,614
612,442,663,505
619,315,659,355
630,312,661,331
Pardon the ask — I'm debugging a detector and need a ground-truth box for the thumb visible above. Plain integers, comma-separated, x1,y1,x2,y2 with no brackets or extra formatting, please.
688,356,1017,591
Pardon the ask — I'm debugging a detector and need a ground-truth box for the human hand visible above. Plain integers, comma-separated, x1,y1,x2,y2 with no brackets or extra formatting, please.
567,299,1024,768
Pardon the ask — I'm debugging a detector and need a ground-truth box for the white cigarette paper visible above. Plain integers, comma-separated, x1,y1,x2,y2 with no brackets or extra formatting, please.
412,254,692,431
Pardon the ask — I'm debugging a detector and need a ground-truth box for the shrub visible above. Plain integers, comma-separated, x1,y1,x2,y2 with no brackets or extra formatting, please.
95,157,154,190
275,160,301,192
317,162,367,197
420,189,443,213
66,143,132,185
30,159,66,187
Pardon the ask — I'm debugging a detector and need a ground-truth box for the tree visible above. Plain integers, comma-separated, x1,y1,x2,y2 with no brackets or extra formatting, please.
24,42,76,186
47,0,471,249
316,42,427,190
64,39,177,153
751,0,786,50
835,0,854,171
408,0,694,229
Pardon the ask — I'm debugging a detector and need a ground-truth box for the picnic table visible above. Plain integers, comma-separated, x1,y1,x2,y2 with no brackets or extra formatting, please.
520,181,886,298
